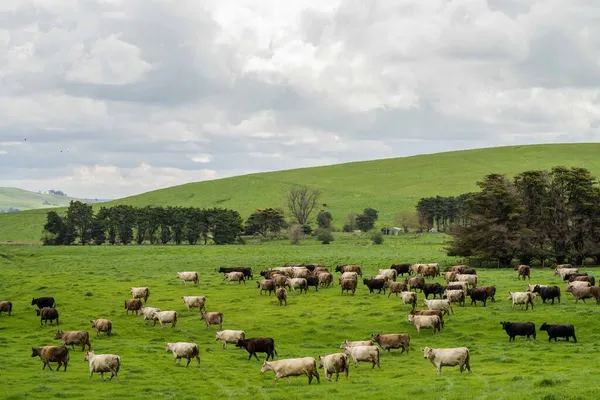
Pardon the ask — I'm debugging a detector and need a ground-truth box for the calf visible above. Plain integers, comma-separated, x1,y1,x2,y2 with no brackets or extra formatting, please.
31,345,69,371
258,280,276,296
371,333,410,354
176,271,199,285
407,314,441,334
84,351,121,380
422,347,470,375
276,288,287,306
124,299,142,315
318,353,349,381
500,321,536,341
343,345,380,368
516,265,531,280
340,279,357,296
201,311,223,330
216,330,245,349
37,307,59,325
165,342,200,367
235,337,277,361
409,310,444,329
31,297,55,309
532,285,561,304
129,287,150,303
539,323,577,342
181,296,206,312
0,301,12,316
508,292,534,310
54,330,91,351
90,319,112,336
139,306,161,323
423,283,444,299
261,357,320,384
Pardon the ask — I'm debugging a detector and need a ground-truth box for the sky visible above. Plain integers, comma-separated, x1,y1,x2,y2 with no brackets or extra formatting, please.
1,0,600,199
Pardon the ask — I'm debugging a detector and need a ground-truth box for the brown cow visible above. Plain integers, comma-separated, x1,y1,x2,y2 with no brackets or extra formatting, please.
201,311,223,329
371,333,410,354
31,346,69,371
90,319,112,337
276,288,287,306
516,265,531,280
124,299,142,315
36,308,59,325
406,277,425,292
0,301,12,316
335,265,362,276
54,330,91,351
340,279,357,296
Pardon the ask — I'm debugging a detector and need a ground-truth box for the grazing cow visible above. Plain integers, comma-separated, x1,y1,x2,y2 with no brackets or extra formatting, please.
378,269,398,282
409,310,444,329
36,307,59,325
276,288,287,306
423,283,444,299
516,265,531,280
139,306,161,323
339,340,374,349
343,345,380,368
340,279,357,296
422,347,470,375
407,314,442,334
444,271,458,283
219,266,253,280
165,342,200,367
363,278,386,294
84,351,121,380
539,323,577,342
317,272,333,288
31,297,55,309
261,357,320,384
335,265,362,276
201,311,223,330
532,285,561,304
31,345,69,371
0,301,12,316
318,353,349,381
569,275,595,286
340,272,359,281
406,277,425,292
305,275,319,292
386,281,407,297
258,280,276,296
90,319,112,336
423,299,453,315
124,299,142,315
176,271,199,285
216,330,245,349
129,287,150,303
235,338,277,361
401,291,417,310
54,330,91,351
500,321,536,341
390,263,412,276
467,288,489,307
443,289,466,306
566,285,598,303
224,271,246,285
181,296,206,312
273,274,290,288
371,333,410,354
508,292,535,310
456,274,478,288
287,278,308,294
152,311,178,328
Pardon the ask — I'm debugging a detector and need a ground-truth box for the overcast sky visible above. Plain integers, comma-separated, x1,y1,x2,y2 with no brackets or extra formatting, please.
1,0,599,199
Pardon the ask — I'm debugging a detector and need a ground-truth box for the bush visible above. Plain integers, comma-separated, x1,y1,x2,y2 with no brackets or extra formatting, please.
289,225,305,245
302,224,313,235
316,229,334,244
371,231,384,245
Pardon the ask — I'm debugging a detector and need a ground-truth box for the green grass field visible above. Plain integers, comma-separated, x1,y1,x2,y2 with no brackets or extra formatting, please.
1,234,598,400
2,143,600,244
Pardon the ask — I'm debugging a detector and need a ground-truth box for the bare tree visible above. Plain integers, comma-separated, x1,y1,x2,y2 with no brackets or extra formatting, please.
395,212,418,233
286,185,321,225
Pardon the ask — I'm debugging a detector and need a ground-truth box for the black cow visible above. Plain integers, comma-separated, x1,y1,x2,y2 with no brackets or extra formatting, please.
235,338,277,361
363,278,386,294
390,263,412,277
219,267,253,280
36,308,59,326
306,275,319,292
563,272,587,282
31,297,55,309
463,268,477,275
467,288,489,307
500,321,536,341
423,283,444,299
540,323,577,343
532,285,561,304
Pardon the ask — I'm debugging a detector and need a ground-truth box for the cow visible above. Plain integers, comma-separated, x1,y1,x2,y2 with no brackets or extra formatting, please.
423,283,444,299
318,353,349,381
216,330,245,349
516,265,531,280
305,275,319,291
317,272,333,288
500,321,536,341
508,292,535,310
568,275,595,286
407,314,441,334
139,306,161,324
84,351,121,380
423,299,453,315
386,281,407,297
445,265,468,273
409,310,445,329
261,357,320,384
224,271,246,285
273,274,290,288
555,267,579,279
31,297,55,309
340,279,357,296
422,347,471,375
563,272,588,282
443,289,466,306
467,288,489,307
539,323,577,342
444,271,458,283
406,277,425,292
527,284,549,292
201,311,223,330
340,272,359,281
363,278,386,294
390,263,412,277
401,291,417,310
181,296,206,312
219,266,253,280
335,265,362,276
339,340,374,349
235,338,277,361
532,285,561,304
343,345,380,368
276,287,287,306
31,346,69,371
478,285,497,302
152,311,178,328
456,274,478,288
287,278,308,294
291,267,310,279
176,271,199,285
0,301,12,316
165,342,200,367
124,299,142,315
371,333,410,354
129,287,150,303
566,285,599,303
90,319,112,336
258,280,276,295
54,330,91,351
36,307,59,325
567,281,591,290
378,269,398,282
419,264,440,278
446,282,469,292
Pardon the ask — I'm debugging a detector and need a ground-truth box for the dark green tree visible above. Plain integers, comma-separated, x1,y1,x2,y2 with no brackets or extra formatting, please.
245,208,287,237
317,210,333,229
356,208,379,232
66,200,94,245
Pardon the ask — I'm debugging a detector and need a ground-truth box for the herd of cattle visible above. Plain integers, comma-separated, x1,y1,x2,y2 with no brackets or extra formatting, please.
0,262,592,384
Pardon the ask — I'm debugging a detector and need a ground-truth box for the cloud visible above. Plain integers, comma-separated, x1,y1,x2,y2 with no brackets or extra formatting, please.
1,0,600,199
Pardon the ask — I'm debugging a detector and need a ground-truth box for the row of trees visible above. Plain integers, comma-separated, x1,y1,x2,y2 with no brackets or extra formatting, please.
445,166,600,266
416,194,472,232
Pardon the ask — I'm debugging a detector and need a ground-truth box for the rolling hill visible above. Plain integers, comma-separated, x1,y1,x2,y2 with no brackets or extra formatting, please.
0,187,108,213
2,143,600,243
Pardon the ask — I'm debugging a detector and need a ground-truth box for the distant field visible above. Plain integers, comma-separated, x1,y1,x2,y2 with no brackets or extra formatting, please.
1,234,599,399
0,187,107,213
2,143,600,243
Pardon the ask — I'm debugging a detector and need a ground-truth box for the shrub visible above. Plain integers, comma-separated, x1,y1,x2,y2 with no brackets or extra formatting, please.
289,225,305,245
301,224,313,235
316,229,334,244
371,231,384,245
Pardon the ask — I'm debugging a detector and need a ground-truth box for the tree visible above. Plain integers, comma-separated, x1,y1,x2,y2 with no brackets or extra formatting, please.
289,224,304,245
66,200,94,245
286,185,320,225
245,208,286,237
356,208,378,232
317,210,333,229
42,211,68,245
395,212,418,233
211,208,244,245
371,231,384,245
343,213,357,232
316,228,334,244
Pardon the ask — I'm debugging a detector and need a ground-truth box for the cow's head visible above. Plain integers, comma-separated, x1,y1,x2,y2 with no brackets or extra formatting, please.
318,356,324,368
422,347,433,359
83,351,94,361
31,347,41,357
260,362,272,373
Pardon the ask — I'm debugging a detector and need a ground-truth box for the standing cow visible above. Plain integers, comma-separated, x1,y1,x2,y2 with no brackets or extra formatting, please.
422,347,471,375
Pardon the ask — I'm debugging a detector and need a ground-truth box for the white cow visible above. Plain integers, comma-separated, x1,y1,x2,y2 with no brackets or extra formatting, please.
318,353,349,381
260,357,320,384
84,351,120,381
130,287,150,303
139,307,161,323
422,347,471,375
152,311,178,328
215,330,245,349
224,271,245,284
165,342,200,367
378,269,397,282
343,345,380,368
423,299,454,315
340,272,359,281
456,274,478,288
181,296,206,312
339,340,374,349
508,292,535,310
407,314,441,334
176,272,199,285
401,291,417,309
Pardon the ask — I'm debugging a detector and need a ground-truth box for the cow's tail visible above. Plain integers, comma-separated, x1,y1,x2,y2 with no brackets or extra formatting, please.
465,348,471,371
343,353,350,372
272,339,278,356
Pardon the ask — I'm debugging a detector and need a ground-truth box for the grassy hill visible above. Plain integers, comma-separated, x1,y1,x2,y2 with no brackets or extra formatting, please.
0,187,107,212
2,143,600,243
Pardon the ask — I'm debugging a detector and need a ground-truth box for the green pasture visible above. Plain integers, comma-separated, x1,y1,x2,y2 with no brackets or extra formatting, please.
1,234,599,399
3,143,600,243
